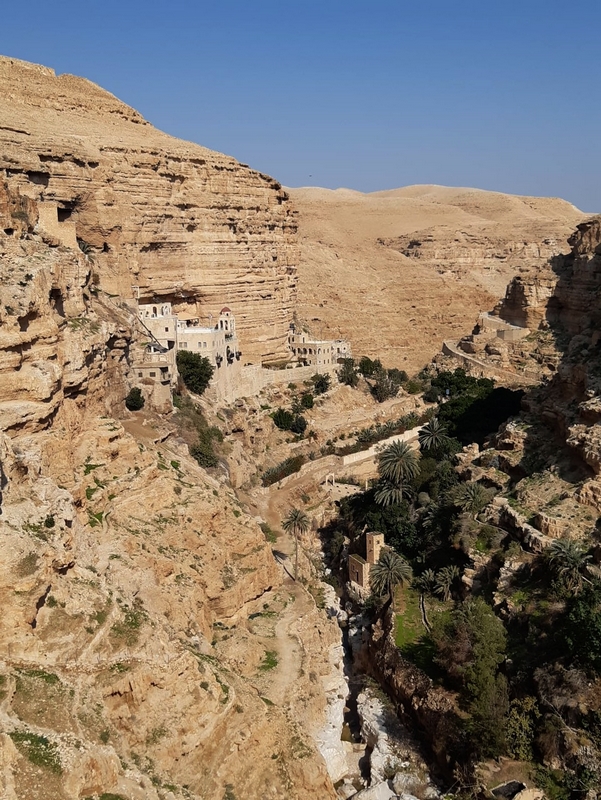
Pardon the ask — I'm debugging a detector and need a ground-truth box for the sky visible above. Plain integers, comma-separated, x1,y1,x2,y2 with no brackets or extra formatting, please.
2,0,600,211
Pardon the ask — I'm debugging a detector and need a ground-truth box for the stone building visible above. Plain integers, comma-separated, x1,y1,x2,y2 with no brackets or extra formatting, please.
348,532,386,590
288,323,351,368
134,302,242,402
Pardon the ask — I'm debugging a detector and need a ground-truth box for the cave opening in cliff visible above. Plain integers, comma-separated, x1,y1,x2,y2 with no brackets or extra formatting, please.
57,206,73,222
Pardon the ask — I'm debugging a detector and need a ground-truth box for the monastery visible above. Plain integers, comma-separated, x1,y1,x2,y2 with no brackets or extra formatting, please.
132,303,352,407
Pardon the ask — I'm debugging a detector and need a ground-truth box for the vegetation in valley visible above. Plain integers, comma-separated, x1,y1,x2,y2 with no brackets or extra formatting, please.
319,367,601,796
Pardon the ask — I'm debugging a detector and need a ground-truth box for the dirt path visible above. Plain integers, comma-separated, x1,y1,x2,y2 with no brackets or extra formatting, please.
260,577,313,706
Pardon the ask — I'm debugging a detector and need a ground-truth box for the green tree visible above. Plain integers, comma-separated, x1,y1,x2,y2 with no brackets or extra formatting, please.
434,565,461,601
369,549,412,612
282,508,310,581
377,441,420,484
418,417,451,453
374,479,414,507
544,538,594,595
431,597,508,757
312,373,331,395
176,351,214,395
449,481,494,517
125,387,144,411
338,358,359,387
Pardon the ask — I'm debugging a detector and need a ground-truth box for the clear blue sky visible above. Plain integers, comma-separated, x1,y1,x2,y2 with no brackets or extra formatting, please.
2,1,600,210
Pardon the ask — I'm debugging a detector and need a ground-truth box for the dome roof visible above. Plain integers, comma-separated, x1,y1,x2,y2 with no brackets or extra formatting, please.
220,306,232,313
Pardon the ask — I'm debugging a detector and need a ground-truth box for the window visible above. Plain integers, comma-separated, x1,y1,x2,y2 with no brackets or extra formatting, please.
138,372,143,377
149,371,156,377
165,327,169,332
181,342,188,348
198,342,203,348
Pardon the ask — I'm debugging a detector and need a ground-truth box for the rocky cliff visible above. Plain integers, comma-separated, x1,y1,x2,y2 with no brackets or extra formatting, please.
0,78,337,798
0,55,298,366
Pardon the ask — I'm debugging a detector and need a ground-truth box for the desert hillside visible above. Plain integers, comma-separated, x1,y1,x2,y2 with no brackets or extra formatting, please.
289,184,584,372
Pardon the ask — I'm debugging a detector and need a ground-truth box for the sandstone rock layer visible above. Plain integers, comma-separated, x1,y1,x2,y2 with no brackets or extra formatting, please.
0,55,298,365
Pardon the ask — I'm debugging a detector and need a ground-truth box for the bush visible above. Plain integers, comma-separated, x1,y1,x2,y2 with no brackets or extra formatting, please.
262,456,306,486
358,356,382,377
190,439,218,468
388,368,408,385
300,392,314,409
272,408,294,431
290,415,307,435
312,373,331,395
125,387,144,411
404,379,423,394
176,351,214,395
371,373,398,403
338,358,359,387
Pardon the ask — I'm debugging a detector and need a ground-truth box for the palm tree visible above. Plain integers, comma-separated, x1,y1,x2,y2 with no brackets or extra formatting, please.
369,549,412,612
282,508,310,581
449,482,493,517
434,564,461,601
374,479,414,507
377,441,420,484
543,538,593,594
418,417,450,453
413,568,436,595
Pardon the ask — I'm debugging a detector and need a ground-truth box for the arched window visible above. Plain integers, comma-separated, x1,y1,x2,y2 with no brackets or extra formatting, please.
152,306,157,317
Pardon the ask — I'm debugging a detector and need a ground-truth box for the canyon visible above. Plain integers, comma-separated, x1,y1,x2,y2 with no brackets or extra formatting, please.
2,53,601,800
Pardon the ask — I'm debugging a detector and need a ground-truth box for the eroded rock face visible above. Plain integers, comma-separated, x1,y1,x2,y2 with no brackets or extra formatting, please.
0,103,335,799
0,55,298,365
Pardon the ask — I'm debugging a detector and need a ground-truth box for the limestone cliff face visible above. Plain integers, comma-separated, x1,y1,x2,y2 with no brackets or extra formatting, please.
0,103,335,799
452,216,601,507
0,56,298,365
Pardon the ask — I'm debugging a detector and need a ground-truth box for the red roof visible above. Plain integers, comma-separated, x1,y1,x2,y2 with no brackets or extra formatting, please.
220,306,231,313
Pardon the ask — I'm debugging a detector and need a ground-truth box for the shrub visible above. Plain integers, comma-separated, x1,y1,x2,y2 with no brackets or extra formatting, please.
300,392,314,409
262,456,306,486
272,407,294,431
404,379,423,394
358,356,382,377
176,350,214,395
290,415,307,435
125,387,144,411
312,373,331,395
338,358,359,387
371,373,398,403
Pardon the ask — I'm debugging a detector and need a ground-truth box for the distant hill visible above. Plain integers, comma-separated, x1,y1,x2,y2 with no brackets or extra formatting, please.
288,184,584,372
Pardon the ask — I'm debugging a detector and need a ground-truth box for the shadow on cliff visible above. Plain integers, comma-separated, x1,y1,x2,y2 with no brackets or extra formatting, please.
516,217,601,487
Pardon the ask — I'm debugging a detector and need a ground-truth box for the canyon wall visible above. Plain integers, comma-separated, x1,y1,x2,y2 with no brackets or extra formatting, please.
0,55,298,366
0,69,337,798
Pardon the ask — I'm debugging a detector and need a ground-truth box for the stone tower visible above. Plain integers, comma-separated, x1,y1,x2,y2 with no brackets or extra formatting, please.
366,532,385,565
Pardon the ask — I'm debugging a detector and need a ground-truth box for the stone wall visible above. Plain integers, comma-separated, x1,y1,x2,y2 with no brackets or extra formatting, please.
207,363,337,403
